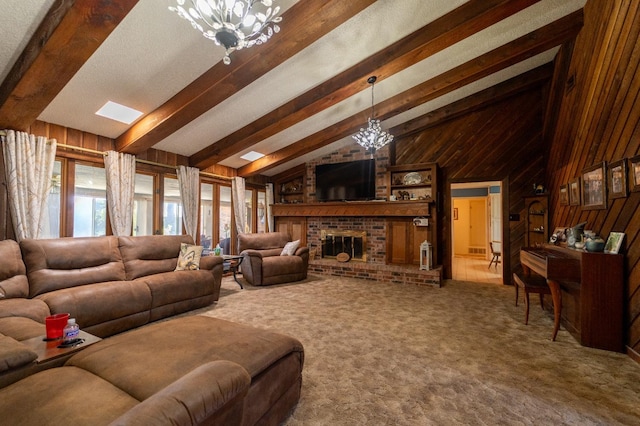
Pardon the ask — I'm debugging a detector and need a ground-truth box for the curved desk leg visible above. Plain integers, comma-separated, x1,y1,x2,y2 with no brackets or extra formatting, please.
546,279,562,341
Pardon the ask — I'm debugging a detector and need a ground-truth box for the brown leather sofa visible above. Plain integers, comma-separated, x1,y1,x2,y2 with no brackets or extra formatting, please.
20,234,223,337
238,232,309,286
0,238,305,425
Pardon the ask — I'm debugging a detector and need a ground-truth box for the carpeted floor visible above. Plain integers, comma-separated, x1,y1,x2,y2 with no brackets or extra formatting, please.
189,274,640,425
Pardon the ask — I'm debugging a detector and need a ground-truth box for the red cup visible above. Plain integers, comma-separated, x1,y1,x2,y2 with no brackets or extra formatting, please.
45,313,70,340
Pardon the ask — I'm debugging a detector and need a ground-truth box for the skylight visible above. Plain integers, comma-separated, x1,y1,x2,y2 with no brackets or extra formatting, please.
95,101,143,124
240,151,265,161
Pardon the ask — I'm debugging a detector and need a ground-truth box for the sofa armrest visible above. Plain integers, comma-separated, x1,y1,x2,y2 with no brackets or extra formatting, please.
199,255,223,271
294,246,310,257
109,360,250,426
0,335,37,373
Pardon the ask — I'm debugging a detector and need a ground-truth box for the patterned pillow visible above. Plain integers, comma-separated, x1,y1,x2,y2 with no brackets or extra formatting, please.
175,243,203,271
280,240,300,256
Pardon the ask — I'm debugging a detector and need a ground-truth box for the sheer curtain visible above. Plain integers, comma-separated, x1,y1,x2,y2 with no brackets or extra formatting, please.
1,130,57,242
265,183,274,232
104,151,136,236
177,165,200,242
232,176,246,235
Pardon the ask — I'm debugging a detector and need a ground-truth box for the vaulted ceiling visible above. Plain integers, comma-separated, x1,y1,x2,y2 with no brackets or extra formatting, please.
0,0,586,178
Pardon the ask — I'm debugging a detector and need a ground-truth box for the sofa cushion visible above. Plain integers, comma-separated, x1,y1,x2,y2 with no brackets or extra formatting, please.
109,361,250,426
0,298,50,323
21,236,125,298
263,255,305,277
67,316,303,401
238,232,291,252
142,270,214,309
0,317,45,341
36,281,151,331
175,243,203,271
0,366,139,425
0,239,28,299
119,235,195,280
0,335,37,373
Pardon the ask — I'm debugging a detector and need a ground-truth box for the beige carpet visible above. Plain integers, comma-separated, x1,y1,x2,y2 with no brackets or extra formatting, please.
189,274,640,425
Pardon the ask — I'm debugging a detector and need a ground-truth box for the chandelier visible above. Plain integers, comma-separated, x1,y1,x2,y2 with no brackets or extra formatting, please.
352,76,394,152
169,0,282,65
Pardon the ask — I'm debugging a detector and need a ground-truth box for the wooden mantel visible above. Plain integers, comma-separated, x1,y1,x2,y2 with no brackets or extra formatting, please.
271,201,432,217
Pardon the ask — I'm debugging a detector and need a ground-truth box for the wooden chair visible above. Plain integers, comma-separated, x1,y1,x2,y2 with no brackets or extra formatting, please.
488,241,501,269
513,272,551,325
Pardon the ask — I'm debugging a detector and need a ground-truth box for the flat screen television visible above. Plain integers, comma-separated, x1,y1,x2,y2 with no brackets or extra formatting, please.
315,159,376,202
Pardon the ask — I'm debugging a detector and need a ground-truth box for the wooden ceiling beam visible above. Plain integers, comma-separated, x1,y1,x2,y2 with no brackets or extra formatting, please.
190,0,542,169
115,0,375,155
238,10,584,177
0,0,139,130
390,62,554,139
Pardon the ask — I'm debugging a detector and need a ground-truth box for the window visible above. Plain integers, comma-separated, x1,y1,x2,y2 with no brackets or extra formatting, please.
219,185,232,246
257,190,266,233
133,173,154,236
163,176,182,235
73,164,107,237
44,160,62,238
245,189,253,233
200,182,214,249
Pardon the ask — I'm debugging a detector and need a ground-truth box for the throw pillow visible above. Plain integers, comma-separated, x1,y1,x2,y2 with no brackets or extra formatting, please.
175,243,203,271
280,240,300,256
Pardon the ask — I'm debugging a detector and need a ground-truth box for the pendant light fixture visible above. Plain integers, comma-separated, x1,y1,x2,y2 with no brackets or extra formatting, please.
352,76,394,152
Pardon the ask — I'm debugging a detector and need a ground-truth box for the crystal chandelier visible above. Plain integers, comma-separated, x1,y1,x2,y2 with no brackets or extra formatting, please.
352,76,394,152
169,0,282,65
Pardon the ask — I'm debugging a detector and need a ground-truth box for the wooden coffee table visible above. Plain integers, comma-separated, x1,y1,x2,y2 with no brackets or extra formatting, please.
22,331,102,364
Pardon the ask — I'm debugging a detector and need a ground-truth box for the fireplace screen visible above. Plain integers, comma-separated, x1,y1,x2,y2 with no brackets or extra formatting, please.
321,230,367,262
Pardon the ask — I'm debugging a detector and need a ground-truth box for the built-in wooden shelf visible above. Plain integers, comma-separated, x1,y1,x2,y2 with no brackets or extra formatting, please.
272,200,432,217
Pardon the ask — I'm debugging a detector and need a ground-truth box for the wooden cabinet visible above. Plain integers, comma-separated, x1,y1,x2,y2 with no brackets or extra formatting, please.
386,163,438,266
524,195,549,246
275,217,307,246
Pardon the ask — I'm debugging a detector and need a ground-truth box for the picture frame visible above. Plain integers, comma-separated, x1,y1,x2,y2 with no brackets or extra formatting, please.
581,162,607,210
604,232,625,254
607,159,627,199
630,155,640,193
559,184,569,205
569,177,581,206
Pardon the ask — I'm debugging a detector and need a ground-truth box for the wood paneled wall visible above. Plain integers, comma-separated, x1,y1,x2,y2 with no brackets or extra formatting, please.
394,82,548,283
545,0,640,358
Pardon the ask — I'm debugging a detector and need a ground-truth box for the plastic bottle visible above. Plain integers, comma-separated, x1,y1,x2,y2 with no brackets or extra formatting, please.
62,318,80,343
214,244,221,256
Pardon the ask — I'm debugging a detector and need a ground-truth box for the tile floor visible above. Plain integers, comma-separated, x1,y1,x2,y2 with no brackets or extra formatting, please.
452,255,502,285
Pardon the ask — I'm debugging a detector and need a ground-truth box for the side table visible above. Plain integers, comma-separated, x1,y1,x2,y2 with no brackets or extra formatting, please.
221,254,244,289
22,330,102,364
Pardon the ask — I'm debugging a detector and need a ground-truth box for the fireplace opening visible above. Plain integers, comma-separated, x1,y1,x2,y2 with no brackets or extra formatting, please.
321,230,367,262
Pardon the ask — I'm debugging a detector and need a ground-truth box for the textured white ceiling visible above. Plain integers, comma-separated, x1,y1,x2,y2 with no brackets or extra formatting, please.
1,0,586,176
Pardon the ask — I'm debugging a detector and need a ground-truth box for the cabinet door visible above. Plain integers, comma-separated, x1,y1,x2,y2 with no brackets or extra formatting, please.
387,218,428,265
275,217,306,245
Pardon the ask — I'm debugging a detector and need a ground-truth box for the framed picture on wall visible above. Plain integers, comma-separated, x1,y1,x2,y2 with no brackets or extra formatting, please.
630,155,640,193
608,159,627,199
569,177,581,206
581,162,607,210
559,184,569,205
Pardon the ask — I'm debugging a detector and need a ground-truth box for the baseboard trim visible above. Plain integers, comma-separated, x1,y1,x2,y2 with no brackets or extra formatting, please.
626,345,640,365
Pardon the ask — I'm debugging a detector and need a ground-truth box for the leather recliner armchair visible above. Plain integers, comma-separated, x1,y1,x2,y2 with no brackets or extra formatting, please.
237,232,309,286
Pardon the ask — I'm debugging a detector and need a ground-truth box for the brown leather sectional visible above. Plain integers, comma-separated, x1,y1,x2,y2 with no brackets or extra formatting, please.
0,236,304,425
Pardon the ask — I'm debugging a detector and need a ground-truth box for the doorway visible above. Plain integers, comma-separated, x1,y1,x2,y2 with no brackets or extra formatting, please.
451,182,502,284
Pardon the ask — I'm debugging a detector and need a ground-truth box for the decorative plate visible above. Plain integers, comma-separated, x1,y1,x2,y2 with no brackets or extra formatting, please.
336,252,351,262
403,172,422,185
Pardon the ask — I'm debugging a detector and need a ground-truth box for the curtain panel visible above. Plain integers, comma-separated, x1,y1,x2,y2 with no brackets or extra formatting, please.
232,176,246,235
1,130,56,242
104,151,136,236
177,165,200,242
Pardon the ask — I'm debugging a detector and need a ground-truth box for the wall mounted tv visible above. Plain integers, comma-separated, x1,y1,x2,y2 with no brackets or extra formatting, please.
315,159,376,202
